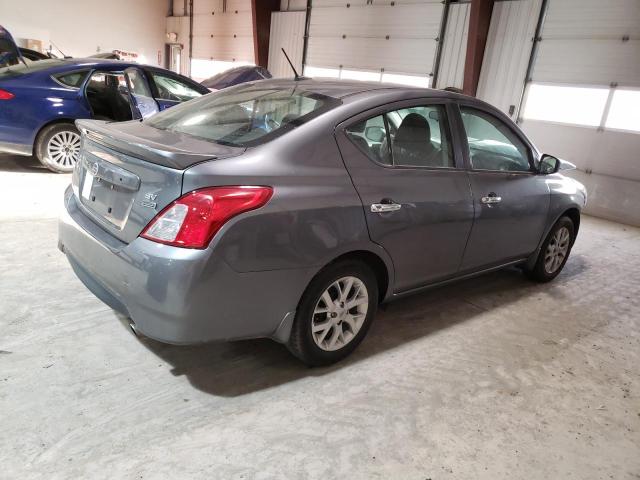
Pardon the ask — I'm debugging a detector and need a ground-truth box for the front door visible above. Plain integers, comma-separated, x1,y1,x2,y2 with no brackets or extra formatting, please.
124,67,159,119
455,105,550,271
337,101,474,293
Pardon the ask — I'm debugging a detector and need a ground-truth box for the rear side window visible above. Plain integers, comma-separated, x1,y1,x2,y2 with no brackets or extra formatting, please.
346,104,454,168
54,70,89,88
146,86,341,147
460,107,531,172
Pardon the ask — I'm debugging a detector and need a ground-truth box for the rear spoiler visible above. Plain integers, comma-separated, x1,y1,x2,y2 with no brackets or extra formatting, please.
76,119,244,170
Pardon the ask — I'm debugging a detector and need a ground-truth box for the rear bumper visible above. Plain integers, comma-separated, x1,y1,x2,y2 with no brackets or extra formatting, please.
58,186,311,344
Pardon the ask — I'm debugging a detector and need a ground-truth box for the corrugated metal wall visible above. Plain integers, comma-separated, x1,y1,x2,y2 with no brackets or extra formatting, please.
435,2,469,89
305,0,444,77
268,11,306,78
476,0,542,119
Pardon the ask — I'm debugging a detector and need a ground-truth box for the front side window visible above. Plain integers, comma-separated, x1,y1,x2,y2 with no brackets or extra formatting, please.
146,86,341,147
150,72,202,102
345,104,454,168
460,107,531,172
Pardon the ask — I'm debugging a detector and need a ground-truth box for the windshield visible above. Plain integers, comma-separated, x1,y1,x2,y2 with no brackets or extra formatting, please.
0,59,67,78
145,85,341,147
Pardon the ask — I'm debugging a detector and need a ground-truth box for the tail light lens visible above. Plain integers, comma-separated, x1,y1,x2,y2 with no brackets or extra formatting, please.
0,88,15,100
141,186,273,249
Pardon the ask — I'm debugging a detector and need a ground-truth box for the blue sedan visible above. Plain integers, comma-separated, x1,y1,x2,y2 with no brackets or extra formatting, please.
0,58,209,172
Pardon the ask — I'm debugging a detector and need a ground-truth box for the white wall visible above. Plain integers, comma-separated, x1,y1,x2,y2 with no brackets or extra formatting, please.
0,0,167,65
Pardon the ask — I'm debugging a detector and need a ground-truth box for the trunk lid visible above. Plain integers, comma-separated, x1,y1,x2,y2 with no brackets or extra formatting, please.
73,119,245,244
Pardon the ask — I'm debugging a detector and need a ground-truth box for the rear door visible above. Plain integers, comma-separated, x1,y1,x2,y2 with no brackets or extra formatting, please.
123,67,159,119
336,100,474,293
454,104,549,271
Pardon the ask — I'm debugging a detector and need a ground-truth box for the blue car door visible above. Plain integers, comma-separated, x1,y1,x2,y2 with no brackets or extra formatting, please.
123,67,159,119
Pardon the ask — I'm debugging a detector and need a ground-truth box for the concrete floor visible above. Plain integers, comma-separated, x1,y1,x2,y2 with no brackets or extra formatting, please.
1,153,639,479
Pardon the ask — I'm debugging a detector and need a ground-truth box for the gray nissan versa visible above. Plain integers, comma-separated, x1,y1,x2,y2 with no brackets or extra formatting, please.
58,79,587,366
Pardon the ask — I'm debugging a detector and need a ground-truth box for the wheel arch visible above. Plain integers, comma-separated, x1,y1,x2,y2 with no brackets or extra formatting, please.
562,207,581,240
33,118,79,155
322,249,392,303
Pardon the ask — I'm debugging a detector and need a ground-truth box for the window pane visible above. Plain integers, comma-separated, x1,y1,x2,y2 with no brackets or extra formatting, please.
381,73,430,88
388,105,453,168
151,73,202,101
605,89,640,132
303,66,340,78
345,115,391,165
340,69,380,82
523,83,609,127
55,71,88,88
461,107,531,172
146,87,341,147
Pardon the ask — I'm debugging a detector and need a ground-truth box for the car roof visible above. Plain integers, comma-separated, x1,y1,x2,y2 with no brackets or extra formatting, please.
241,77,470,101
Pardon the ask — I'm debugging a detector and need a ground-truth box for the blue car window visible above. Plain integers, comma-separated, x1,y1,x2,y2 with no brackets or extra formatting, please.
54,70,89,89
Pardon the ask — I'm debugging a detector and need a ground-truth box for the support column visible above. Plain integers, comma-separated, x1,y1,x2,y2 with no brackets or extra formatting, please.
251,0,280,67
462,0,494,96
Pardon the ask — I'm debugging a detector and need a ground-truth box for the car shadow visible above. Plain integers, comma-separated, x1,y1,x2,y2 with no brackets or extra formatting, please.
134,263,589,398
0,154,48,173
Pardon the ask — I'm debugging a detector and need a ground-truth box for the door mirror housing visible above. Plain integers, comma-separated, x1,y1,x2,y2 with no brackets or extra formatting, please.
364,125,385,143
538,154,576,174
539,154,559,174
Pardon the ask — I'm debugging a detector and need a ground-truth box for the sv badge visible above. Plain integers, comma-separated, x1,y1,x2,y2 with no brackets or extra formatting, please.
141,192,158,209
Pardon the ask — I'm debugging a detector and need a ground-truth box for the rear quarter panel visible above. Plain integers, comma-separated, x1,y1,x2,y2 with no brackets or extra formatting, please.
182,113,395,283
0,73,92,148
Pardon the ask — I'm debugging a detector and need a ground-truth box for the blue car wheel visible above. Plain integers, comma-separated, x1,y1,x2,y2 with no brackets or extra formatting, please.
35,123,81,173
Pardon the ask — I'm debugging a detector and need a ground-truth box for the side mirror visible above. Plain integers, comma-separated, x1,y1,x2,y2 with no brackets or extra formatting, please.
538,154,560,174
364,125,385,143
539,154,576,174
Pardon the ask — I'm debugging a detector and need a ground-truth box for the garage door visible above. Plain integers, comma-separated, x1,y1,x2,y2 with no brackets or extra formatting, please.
190,0,255,79
519,0,640,226
304,0,444,86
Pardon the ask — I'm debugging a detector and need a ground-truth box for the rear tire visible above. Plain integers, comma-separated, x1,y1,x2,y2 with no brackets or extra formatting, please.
287,260,378,367
525,216,575,282
35,123,81,173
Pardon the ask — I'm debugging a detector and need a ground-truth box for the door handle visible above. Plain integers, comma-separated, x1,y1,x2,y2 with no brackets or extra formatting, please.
371,202,402,213
481,193,502,205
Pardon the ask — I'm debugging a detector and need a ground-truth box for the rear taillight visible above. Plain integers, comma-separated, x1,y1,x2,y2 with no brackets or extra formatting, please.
141,186,273,249
0,88,14,100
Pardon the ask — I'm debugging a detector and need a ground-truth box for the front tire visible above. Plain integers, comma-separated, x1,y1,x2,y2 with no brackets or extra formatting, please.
35,123,81,173
525,216,575,282
288,260,378,366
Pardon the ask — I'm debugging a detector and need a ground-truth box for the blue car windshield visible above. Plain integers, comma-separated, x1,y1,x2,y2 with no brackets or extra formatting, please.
0,59,66,78
145,86,341,147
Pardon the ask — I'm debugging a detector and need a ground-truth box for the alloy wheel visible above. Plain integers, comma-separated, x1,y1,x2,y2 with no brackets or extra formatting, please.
544,226,571,274
47,131,81,168
311,276,369,351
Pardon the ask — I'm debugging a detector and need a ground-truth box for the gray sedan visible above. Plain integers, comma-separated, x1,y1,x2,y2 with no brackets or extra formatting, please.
58,79,587,366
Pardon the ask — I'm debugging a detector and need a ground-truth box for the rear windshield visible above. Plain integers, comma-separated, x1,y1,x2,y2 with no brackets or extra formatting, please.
0,59,67,78
145,85,341,147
